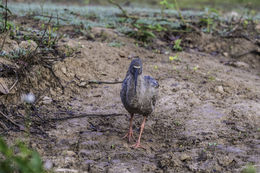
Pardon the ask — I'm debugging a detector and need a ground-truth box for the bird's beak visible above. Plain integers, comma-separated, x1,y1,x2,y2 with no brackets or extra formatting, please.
134,66,140,93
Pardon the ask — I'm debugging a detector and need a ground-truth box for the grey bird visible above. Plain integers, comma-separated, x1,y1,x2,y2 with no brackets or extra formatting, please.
120,58,159,148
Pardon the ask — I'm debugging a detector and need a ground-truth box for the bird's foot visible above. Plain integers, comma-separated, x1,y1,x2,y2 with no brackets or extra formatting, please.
131,141,145,149
122,129,135,142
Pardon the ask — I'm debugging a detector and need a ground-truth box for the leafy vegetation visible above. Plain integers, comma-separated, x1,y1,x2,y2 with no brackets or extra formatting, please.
0,138,45,173
160,0,174,17
200,7,219,33
241,164,257,173
173,39,182,51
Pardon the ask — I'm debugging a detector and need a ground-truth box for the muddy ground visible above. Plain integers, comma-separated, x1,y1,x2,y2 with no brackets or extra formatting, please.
1,17,260,172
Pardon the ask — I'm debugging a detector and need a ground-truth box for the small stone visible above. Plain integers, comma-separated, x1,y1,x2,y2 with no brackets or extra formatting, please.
223,52,228,57
61,67,67,74
63,150,76,157
44,160,53,170
118,51,126,58
180,153,191,161
164,51,170,55
218,155,234,166
79,82,87,86
234,61,249,68
215,86,224,94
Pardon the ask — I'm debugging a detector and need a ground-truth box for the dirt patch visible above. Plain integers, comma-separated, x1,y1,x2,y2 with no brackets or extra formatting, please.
1,21,260,173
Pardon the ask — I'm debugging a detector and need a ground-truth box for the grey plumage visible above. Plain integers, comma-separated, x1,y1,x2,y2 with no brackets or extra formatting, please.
120,58,159,148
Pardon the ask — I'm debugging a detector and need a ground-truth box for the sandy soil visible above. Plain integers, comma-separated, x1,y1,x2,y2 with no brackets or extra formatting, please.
1,26,260,173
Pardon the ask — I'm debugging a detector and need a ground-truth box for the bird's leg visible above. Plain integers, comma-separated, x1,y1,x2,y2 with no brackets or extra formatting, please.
123,114,135,142
132,116,146,149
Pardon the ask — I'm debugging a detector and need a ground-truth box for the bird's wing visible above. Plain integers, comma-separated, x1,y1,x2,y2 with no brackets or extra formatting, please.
144,76,159,88
120,78,127,96
120,77,129,106
144,76,159,106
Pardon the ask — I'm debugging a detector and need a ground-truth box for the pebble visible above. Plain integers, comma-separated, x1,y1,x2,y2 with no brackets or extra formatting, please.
180,153,191,161
61,67,67,74
79,82,87,86
234,61,249,68
44,160,53,170
118,51,126,58
62,150,76,157
223,52,228,57
215,86,224,94
42,96,52,104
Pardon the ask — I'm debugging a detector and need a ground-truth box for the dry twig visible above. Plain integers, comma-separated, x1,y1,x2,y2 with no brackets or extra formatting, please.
47,112,125,121
31,15,53,55
0,30,10,51
0,110,20,127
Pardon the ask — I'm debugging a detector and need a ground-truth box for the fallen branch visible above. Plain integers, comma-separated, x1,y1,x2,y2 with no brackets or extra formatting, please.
87,80,123,84
0,110,20,127
232,49,260,58
65,79,122,88
46,112,125,121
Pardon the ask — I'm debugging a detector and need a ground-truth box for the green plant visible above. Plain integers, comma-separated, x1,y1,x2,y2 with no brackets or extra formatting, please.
160,0,174,17
243,20,249,28
64,45,77,57
5,48,29,59
173,39,182,51
241,164,256,173
208,142,217,146
174,121,181,126
200,7,219,33
0,137,45,173
169,54,181,61
208,75,216,81
193,65,199,71
126,23,156,42
39,0,46,15
0,1,12,32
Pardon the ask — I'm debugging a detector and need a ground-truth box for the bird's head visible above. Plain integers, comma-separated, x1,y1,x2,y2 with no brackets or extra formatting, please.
129,57,142,93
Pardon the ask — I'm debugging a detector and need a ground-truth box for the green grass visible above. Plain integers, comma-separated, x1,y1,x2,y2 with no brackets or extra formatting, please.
6,2,260,32
241,164,257,173
46,0,260,11
0,138,45,173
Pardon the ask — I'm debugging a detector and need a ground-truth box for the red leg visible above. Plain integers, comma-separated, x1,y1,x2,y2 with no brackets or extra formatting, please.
132,116,146,149
123,114,135,142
